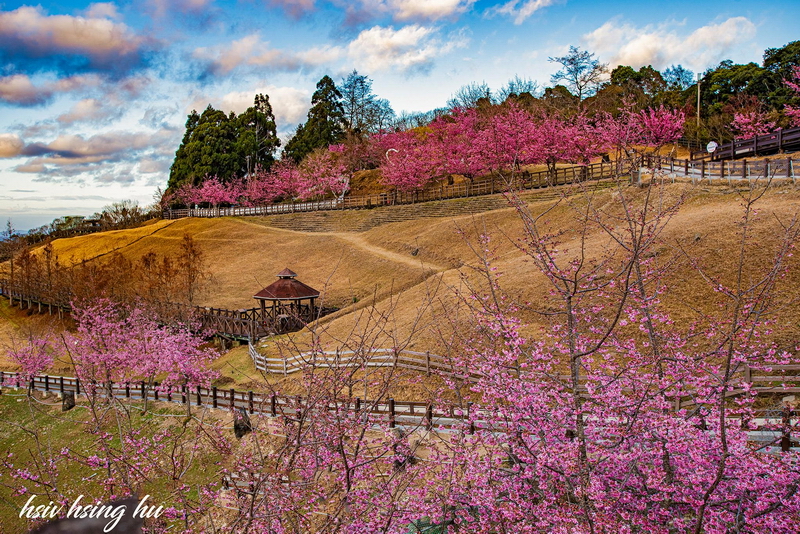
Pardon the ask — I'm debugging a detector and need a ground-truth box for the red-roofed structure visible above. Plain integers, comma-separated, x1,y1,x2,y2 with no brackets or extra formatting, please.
253,269,320,327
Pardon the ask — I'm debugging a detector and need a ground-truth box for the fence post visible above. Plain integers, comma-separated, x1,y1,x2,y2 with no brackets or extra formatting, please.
468,402,475,434
389,398,396,428
744,365,752,385
60,376,65,394
271,394,277,417
426,404,433,431
212,386,218,408
782,404,793,453
75,378,80,396
248,391,254,414
426,352,430,376
44,375,49,392
126,383,130,399
230,388,235,410
700,159,706,181
355,397,361,419
742,159,747,180
197,387,202,406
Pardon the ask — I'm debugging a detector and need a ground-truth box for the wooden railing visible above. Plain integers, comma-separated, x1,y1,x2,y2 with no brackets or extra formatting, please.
3,365,800,433
642,154,798,182
0,371,454,431
162,152,800,222
163,159,631,220
248,344,480,379
711,127,800,161
0,279,321,340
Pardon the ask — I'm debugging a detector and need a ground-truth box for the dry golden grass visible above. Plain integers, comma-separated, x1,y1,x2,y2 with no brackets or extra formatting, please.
4,178,800,399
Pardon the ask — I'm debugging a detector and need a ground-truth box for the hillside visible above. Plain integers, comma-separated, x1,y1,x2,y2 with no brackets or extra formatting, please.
4,178,800,384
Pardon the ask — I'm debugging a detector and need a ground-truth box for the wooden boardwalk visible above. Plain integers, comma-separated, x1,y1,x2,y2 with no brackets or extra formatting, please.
2,367,800,438
0,279,319,341
710,127,800,161
163,159,632,220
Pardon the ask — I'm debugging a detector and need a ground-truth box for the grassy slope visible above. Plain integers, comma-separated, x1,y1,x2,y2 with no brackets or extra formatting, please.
3,180,800,388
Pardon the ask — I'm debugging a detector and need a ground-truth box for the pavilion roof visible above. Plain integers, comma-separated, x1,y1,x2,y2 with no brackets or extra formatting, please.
253,269,319,300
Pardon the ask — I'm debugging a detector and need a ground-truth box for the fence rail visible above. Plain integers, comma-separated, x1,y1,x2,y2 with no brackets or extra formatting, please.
0,280,319,341
711,127,800,161
642,154,798,182
163,153,799,222
248,344,481,379
3,366,800,435
163,159,631,220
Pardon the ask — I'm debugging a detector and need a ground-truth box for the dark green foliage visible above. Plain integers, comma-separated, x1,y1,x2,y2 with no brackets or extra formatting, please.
234,93,281,176
168,94,280,190
283,75,346,162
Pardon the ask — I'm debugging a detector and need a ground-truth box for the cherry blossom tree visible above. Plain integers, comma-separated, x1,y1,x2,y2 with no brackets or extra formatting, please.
294,146,351,201
64,298,218,407
245,162,297,205
784,66,800,127
429,108,489,183
376,128,436,192
7,333,52,388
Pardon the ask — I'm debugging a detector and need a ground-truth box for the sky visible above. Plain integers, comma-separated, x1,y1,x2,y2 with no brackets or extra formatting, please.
1,0,798,231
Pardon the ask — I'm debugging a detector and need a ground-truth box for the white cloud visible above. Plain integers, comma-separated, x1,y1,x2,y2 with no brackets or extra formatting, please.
489,0,558,25
148,0,214,18
193,34,342,75
57,99,113,124
268,0,317,18
347,25,466,73
84,2,122,20
0,6,149,63
356,0,475,21
0,75,46,105
583,16,757,71
0,134,24,158
220,86,310,126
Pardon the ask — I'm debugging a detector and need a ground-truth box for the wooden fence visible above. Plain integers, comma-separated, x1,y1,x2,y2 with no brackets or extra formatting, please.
0,371,455,431
163,153,800,222
248,344,481,379
711,127,800,161
3,366,800,435
163,159,632,220
0,279,319,341
642,154,798,182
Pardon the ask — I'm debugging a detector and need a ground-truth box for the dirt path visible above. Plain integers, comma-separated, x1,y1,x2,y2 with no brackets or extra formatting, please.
232,218,450,272
331,233,449,272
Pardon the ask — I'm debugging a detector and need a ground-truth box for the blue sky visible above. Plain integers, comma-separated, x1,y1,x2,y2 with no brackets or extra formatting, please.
1,0,798,230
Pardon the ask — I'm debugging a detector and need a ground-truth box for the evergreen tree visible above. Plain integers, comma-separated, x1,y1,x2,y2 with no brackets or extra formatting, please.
168,94,281,190
283,75,346,162
168,105,237,189
234,93,281,177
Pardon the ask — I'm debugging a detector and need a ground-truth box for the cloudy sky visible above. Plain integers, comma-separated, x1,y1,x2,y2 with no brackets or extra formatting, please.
1,0,798,230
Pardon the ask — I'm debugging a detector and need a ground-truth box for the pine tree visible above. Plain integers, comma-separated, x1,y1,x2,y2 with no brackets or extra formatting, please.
283,75,346,162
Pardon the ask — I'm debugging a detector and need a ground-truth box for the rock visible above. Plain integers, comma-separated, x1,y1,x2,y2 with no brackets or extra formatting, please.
234,407,252,439
62,391,75,412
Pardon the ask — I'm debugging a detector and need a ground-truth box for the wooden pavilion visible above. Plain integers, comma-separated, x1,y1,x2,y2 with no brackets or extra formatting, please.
253,268,320,328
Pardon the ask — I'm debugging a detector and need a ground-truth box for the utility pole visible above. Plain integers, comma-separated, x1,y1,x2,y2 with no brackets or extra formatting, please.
696,73,702,130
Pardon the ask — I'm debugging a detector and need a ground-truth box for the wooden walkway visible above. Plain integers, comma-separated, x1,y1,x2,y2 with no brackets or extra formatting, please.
0,280,318,341
642,154,798,182
2,368,800,441
710,127,800,161
162,153,799,222
163,159,632,220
